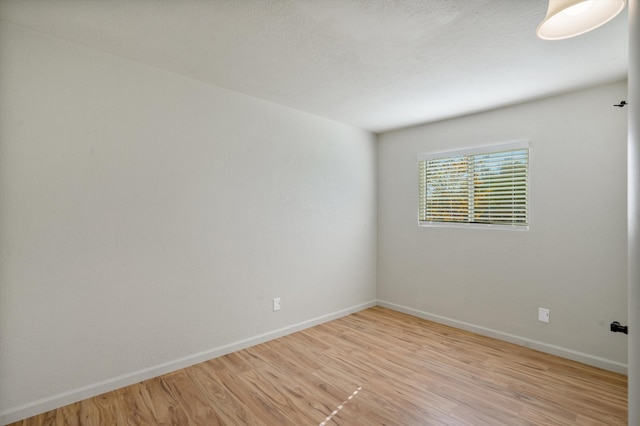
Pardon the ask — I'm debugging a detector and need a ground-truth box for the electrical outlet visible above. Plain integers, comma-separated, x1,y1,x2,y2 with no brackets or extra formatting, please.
538,307,550,323
273,297,281,312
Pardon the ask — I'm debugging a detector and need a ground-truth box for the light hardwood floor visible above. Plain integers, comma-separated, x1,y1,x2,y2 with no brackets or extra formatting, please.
10,307,627,425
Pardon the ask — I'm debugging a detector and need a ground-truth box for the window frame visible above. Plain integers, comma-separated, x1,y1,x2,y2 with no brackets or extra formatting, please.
418,141,530,231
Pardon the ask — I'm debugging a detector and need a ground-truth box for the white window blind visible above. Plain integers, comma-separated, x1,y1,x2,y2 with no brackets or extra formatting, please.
419,143,529,229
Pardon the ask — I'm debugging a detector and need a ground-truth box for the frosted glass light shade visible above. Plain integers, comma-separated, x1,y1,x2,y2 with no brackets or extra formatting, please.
536,0,627,40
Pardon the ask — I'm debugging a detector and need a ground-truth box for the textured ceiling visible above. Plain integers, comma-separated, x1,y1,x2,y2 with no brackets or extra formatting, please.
0,0,629,132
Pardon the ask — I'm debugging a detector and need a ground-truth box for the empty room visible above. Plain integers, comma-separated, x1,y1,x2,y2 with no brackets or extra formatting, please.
1,0,638,425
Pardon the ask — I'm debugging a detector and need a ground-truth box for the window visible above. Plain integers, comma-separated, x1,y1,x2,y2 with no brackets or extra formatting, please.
418,142,529,230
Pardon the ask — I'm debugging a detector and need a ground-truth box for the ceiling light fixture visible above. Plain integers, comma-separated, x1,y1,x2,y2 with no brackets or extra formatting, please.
536,0,627,40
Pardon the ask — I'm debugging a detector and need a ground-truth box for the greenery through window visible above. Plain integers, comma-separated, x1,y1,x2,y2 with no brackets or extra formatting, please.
418,143,529,229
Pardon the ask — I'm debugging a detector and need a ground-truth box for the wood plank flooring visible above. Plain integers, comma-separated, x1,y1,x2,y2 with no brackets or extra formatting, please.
10,306,627,425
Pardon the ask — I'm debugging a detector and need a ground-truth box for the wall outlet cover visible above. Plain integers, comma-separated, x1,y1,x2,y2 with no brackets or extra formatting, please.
538,307,550,323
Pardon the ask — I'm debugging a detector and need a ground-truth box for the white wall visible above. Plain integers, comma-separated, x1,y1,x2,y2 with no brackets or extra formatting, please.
0,22,376,422
378,81,628,372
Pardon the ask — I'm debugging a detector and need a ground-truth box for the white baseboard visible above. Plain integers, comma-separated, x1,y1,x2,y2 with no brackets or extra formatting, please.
377,299,628,375
0,300,376,425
